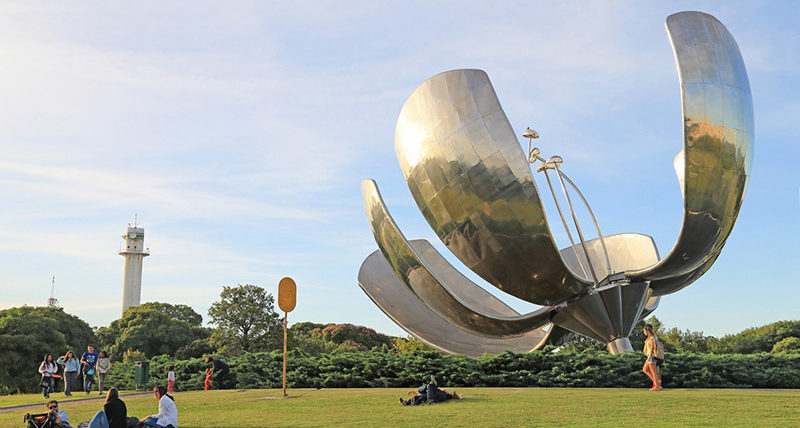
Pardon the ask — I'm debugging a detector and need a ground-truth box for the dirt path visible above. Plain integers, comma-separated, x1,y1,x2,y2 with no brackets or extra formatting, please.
0,392,152,413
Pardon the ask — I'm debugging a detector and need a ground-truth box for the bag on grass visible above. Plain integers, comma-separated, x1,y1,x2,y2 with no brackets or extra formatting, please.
24,412,56,428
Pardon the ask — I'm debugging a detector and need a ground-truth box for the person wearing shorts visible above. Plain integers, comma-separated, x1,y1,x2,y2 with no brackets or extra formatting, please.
642,324,662,391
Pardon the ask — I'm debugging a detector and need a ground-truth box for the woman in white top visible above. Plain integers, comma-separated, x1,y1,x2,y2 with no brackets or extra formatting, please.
167,365,175,393
141,385,178,428
96,351,111,395
38,354,58,399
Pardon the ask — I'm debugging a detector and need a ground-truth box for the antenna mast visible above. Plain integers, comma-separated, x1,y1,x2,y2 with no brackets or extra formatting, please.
47,276,59,308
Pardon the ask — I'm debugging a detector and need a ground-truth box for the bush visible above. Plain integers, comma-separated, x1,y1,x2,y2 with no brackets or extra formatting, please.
98,349,800,391
772,337,800,354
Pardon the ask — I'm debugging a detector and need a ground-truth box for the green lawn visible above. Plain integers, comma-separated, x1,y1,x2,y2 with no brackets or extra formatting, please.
0,390,145,407
2,388,799,427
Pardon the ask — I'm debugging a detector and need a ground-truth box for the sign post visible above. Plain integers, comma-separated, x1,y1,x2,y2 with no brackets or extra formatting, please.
278,277,296,397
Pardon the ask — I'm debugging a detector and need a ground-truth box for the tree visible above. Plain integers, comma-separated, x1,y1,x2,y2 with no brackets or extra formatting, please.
175,338,216,360
287,322,338,356
0,306,96,393
771,337,800,354
659,327,713,353
309,323,393,350
137,302,203,326
710,321,800,354
392,336,433,353
208,284,282,353
97,303,210,360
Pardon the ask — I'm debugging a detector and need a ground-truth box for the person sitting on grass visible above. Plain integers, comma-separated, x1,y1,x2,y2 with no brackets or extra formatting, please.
400,375,462,406
86,388,127,428
140,385,178,428
45,399,71,428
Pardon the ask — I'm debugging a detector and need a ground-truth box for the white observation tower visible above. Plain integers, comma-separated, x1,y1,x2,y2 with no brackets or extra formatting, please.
120,219,149,314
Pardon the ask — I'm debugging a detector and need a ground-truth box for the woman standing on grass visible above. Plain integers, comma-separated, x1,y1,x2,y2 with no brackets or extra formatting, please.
38,354,57,399
642,324,662,391
57,350,80,397
167,365,175,393
96,351,111,395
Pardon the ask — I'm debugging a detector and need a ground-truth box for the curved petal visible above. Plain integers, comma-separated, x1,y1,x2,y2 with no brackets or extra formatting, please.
626,11,753,295
362,179,555,336
358,249,557,356
394,69,590,305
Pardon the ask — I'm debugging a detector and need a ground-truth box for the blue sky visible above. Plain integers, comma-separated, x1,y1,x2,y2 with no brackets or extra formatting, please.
0,1,797,340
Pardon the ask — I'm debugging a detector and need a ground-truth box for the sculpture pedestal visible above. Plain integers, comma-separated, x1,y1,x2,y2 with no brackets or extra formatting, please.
607,337,633,354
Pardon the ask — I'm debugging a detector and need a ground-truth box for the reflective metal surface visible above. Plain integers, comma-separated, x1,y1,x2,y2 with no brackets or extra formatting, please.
358,249,560,357
626,11,753,295
362,180,555,336
395,69,591,306
358,11,751,355
553,234,659,344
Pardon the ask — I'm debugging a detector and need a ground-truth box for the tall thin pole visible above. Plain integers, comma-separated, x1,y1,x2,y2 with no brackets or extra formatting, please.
282,312,288,397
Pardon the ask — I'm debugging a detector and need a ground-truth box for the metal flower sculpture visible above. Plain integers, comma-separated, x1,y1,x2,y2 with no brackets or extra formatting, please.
358,11,753,356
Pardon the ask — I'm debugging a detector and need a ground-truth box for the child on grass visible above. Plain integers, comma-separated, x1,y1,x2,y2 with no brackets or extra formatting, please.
167,365,176,393
204,368,212,391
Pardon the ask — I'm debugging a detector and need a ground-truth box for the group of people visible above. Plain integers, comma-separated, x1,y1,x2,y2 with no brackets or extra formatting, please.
39,349,230,401
398,324,667,407
42,385,178,428
39,346,110,399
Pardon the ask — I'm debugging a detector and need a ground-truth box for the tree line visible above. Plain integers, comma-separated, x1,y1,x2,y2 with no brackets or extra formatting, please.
1,283,798,393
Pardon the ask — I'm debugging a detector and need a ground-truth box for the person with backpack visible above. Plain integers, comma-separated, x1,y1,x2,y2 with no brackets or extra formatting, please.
81,345,99,395
642,324,664,391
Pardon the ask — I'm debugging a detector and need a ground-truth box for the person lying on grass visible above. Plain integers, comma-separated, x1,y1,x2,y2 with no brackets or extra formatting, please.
400,375,462,406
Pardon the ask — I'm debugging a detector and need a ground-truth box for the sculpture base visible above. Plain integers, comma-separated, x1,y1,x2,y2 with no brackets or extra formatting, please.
607,337,633,354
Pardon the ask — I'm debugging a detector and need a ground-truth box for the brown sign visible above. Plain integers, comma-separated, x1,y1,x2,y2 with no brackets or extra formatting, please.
278,277,296,312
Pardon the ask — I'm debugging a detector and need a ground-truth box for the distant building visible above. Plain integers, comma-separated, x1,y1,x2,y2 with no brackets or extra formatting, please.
120,225,149,314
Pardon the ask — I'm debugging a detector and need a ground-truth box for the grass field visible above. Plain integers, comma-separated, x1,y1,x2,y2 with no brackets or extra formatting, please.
0,391,146,407
2,388,799,427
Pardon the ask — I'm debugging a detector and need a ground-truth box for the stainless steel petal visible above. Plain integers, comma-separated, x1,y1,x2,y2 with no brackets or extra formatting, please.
358,249,557,357
395,69,590,305
626,11,753,295
362,179,555,336
639,295,661,320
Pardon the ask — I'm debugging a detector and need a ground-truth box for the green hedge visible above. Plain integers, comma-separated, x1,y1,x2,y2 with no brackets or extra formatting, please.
101,350,800,391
